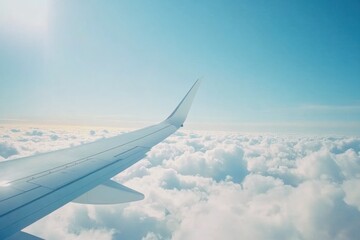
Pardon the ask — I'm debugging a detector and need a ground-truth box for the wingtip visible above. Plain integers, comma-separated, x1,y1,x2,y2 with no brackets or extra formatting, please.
165,80,201,127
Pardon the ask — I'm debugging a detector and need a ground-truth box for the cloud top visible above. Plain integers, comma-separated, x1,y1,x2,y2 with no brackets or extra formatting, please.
1,125,359,239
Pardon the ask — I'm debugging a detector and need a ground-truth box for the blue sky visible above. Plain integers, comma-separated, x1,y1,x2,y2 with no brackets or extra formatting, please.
0,0,359,134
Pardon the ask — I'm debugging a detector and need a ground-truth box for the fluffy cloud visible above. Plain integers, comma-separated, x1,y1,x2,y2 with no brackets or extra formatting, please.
343,179,360,211
1,125,360,240
0,142,18,159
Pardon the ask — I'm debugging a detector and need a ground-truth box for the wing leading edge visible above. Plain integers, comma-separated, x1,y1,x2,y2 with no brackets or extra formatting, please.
0,80,201,239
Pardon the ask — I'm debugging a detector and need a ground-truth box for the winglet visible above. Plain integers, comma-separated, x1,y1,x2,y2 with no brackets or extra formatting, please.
165,79,201,128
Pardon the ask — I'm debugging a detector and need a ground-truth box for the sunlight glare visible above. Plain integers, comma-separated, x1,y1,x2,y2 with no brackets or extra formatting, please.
0,0,49,37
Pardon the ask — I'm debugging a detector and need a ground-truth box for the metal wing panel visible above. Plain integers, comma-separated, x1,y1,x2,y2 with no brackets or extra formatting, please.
0,123,170,184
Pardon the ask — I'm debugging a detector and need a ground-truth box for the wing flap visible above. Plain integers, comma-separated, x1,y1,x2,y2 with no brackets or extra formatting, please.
72,180,144,205
0,186,51,217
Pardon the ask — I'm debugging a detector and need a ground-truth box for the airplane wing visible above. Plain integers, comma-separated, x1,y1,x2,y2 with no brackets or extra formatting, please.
0,80,201,239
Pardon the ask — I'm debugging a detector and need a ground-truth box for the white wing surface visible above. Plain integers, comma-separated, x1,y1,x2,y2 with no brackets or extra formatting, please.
0,80,201,239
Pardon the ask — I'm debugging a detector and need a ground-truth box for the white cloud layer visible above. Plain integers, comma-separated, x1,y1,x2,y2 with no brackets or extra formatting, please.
1,125,360,240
